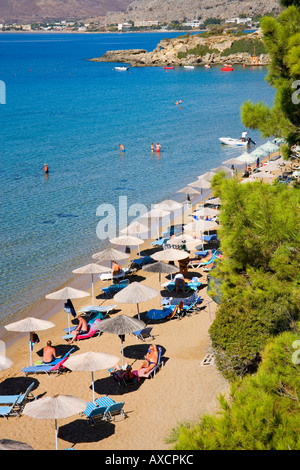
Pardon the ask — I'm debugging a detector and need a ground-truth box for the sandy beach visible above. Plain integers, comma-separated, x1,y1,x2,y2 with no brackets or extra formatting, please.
1,149,291,451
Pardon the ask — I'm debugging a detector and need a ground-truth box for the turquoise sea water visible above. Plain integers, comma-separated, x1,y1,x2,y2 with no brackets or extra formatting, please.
0,32,275,324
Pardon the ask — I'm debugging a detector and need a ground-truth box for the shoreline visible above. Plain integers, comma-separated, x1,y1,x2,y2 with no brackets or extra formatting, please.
1,149,280,351
0,148,285,450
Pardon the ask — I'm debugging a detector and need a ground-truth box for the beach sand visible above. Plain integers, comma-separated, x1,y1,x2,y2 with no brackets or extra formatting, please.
1,149,289,450
0,218,229,450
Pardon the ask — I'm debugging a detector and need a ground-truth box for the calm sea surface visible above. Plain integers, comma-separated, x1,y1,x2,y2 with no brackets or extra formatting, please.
0,32,275,324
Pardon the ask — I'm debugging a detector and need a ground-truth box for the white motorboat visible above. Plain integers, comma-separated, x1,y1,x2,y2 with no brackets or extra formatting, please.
184,65,195,69
115,66,129,71
219,137,251,147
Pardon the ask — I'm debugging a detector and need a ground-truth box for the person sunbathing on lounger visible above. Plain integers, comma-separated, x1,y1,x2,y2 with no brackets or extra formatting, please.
137,344,158,376
68,315,88,344
43,340,56,364
112,362,134,380
112,260,122,275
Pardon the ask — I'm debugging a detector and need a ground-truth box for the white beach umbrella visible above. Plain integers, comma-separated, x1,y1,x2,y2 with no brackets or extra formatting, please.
141,208,171,239
184,219,219,233
64,351,119,402
120,220,149,237
211,165,234,174
252,171,277,182
166,233,201,246
46,286,90,334
206,197,221,206
192,207,219,217
177,186,201,195
0,355,13,371
72,263,111,306
250,147,269,158
259,141,280,153
92,246,130,262
222,157,245,166
142,261,179,306
23,395,87,450
153,199,183,212
109,234,145,256
113,281,158,321
188,179,211,189
96,315,146,366
4,317,55,366
197,171,216,181
152,248,189,262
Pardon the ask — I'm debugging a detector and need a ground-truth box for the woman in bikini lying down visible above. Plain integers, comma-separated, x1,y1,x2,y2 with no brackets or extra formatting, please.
137,344,158,376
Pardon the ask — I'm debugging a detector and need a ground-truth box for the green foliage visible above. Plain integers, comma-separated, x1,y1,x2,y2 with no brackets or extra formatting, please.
177,44,218,59
240,5,300,151
221,38,266,56
168,327,300,450
209,179,300,379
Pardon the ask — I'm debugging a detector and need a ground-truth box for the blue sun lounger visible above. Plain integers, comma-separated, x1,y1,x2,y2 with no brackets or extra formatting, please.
101,279,129,298
0,394,23,419
83,396,126,425
22,348,75,376
0,382,36,407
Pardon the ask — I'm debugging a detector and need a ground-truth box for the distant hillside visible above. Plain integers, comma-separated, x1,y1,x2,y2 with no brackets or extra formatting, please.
106,0,282,24
0,0,132,23
0,0,282,25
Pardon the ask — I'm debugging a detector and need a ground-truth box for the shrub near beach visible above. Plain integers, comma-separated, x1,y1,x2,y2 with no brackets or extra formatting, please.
209,179,300,379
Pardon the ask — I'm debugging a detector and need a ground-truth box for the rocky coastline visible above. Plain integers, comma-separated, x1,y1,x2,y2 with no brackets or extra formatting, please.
90,33,270,67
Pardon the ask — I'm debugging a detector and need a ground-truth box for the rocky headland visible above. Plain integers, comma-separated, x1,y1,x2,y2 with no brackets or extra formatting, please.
90,32,270,67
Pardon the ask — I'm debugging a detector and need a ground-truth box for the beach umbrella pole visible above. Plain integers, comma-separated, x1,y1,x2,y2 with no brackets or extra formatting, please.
29,334,33,366
92,274,94,306
55,419,58,450
159,273,161,307
91,371,95,403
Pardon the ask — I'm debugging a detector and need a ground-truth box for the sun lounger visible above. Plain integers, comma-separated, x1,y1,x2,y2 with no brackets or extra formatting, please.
83,396,126,425
98,270,126,282
63,312,104,334
62,319,101,341
78,305,117,315
0,382,36,407
203,234,218,243
101,279,129,298
151,237,170,247
162,291,198,306
137,346,163,379
130,256,154,269
22,348,75,376
132,326,153,342
165,278,201,292
0,394,23,419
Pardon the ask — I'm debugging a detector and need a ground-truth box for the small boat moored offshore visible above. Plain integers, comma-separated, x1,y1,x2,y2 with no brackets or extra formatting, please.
115,66,129,71
164,66,174,70
221,66,234,72
219,137,256,146
184,65,195,69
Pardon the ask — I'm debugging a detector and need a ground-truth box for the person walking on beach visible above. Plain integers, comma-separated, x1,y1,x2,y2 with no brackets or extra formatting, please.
43,340,56,364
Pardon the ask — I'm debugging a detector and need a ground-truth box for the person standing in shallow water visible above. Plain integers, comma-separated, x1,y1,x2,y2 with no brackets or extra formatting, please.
43,163,49,174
